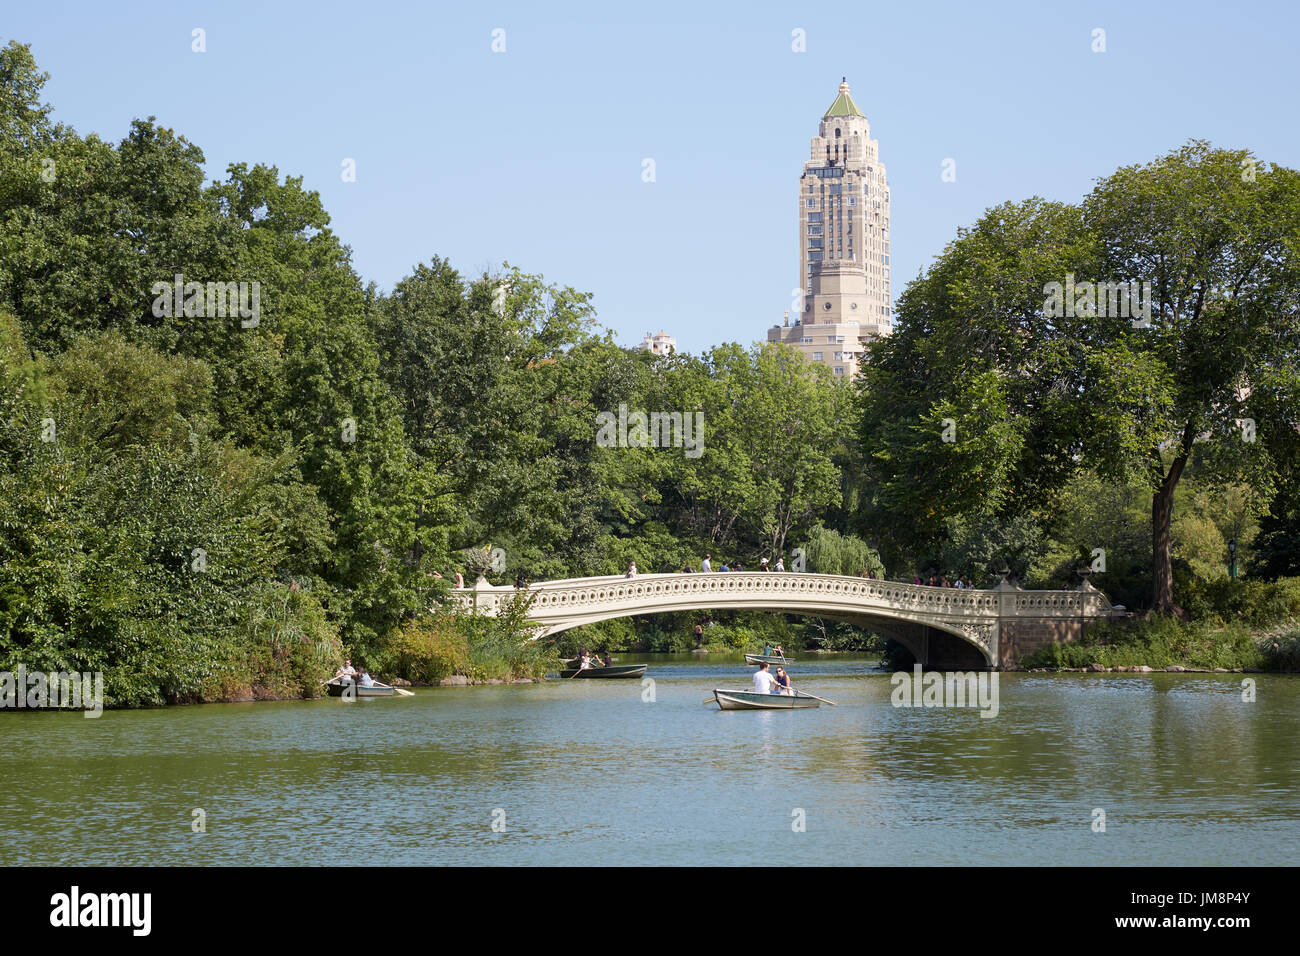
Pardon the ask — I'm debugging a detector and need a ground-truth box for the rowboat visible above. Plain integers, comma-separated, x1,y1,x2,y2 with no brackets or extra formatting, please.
744,653,797,666
557,664,647,679
325,677,396,698
711,688,821,710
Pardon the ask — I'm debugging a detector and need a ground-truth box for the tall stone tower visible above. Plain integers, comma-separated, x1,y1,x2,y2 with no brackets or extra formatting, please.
769,78,892,380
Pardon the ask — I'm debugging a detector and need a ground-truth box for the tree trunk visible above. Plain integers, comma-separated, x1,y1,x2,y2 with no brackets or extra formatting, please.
1151,429,1193,616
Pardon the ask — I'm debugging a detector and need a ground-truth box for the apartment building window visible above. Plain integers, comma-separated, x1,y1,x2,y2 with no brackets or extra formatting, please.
808,212,822,222
834,367,845,376
808,225,822,236
801,336,813,343
809,237,823,248
813,352,823,361
847,197,856,206
805,198,816,208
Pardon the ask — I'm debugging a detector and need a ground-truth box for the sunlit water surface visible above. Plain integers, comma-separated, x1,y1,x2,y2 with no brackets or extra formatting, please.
2,655,1295,865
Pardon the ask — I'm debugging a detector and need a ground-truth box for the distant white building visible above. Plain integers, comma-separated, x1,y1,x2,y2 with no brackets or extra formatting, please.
641,330,676,355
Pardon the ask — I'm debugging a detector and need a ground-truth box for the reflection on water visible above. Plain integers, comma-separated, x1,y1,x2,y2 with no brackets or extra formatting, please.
1,654,1295,865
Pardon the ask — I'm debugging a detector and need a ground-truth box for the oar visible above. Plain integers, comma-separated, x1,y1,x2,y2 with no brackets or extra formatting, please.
702,695,719,707
393,687,415,697
792,689,837,706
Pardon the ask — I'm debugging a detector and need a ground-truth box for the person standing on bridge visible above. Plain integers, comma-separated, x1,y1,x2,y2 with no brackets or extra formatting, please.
701,554,712,573
626,562,638,578
775,557,784,572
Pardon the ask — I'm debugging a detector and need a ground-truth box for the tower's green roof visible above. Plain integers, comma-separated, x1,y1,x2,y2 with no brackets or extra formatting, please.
824,79,864,118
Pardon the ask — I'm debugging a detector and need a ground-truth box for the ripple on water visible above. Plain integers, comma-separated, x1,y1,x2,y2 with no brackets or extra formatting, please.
0,661,1296,865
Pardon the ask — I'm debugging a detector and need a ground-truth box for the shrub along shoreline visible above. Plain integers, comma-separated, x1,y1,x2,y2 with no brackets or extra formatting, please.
1018,577,1300,672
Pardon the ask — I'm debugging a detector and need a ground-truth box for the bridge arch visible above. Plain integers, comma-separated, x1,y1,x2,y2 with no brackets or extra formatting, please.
450,572,1123,670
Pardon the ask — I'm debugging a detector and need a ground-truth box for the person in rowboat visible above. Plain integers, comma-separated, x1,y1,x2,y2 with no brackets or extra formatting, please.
752,662,778,695
359,669,375,688
774,667,792,696
335,659,358,681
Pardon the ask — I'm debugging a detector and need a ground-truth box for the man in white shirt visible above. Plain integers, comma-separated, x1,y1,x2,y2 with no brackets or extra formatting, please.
702,554,712,573
752,663,777,695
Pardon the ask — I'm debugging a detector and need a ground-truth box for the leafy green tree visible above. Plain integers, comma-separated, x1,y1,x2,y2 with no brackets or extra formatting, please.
1082,142,1300,612
856,198,1094,572
857,144,1300,613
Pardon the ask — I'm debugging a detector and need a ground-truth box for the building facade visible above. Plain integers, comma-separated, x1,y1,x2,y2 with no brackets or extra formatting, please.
641,330,676,355
768,79,892,379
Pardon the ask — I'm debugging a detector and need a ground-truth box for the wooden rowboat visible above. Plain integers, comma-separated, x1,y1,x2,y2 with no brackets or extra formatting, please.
744,653,797,666
325,677,396,698
711,688,821,710
557,664,647,679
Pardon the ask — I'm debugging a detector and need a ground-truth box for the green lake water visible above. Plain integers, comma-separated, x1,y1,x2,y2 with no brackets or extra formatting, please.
2,655,1296,865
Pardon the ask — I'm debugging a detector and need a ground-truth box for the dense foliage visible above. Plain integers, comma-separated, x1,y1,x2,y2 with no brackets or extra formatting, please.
2,41,1297,702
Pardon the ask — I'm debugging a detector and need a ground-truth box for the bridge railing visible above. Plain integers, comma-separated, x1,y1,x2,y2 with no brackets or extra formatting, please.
448,571,1117,621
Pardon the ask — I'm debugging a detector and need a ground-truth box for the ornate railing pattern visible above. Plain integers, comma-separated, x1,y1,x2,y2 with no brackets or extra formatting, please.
450,572,1116,638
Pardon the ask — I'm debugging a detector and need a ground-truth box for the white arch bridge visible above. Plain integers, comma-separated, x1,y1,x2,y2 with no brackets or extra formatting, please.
450,572,1126,671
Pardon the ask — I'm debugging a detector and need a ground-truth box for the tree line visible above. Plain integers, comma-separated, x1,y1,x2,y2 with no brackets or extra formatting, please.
2,41,1297,702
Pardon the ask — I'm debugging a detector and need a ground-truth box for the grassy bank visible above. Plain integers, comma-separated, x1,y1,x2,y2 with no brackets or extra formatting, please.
1020,576,1300,672
1020,617,1300,671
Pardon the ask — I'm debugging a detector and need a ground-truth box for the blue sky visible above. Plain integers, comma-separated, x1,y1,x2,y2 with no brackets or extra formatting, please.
6,0,1298,354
